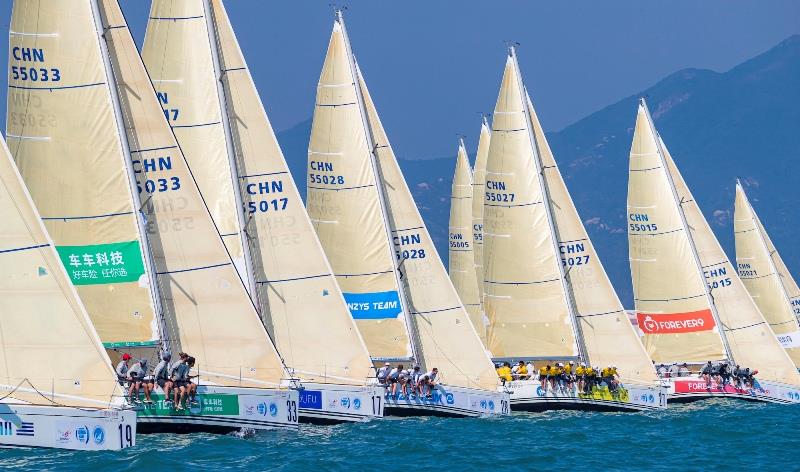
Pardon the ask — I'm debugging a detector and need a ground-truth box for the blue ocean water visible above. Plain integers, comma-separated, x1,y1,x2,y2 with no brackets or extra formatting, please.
1,399,795,471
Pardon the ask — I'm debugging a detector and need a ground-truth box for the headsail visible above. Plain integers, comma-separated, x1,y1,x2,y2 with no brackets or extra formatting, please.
7,0,158,349
482,51,579,359
527,94,657,381
306,18,412,361
206,0,373,383
0,135,123,408
141,0,248,284
627,101,727,363
448,139,484,344
471,117,491,321
357,67,498,390
734,182,800,365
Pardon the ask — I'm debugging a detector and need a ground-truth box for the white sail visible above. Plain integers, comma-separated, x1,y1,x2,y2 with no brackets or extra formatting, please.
207,0,374,383
0,135,123,408
660,135,800,385
527,94,657,382
735,182,800,364
7,0,158,349
358,68,498,390
471,117,491,323
141,0,247,283
97,0,289,387
306,20,412,361
482,52,578,359
448,139,484,344
627,101,727,363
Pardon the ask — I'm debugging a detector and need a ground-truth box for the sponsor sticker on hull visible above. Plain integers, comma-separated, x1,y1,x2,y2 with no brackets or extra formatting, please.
673,379,767,396
137,393,239,417
637,309,715,334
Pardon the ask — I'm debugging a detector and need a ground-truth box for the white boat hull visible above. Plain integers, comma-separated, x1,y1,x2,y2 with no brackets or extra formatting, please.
294,382,384,424
135,385,299,433
383,384,511,417
0,403,136,451
502,379,667,412
665,376,800,404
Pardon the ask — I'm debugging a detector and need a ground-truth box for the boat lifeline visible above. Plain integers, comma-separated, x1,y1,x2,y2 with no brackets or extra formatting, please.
305,11,509,417
0,135,137,450
481,48,664,412
7,0,299,432
141,0,381,424
734,180,800,369
627,98,800,403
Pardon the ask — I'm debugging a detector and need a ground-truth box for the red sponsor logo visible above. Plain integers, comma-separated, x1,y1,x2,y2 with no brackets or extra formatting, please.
637,309,715,334
673,380,768,396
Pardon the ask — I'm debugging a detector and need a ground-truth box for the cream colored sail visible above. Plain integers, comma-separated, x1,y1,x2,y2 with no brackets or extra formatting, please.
0,135,123,408
660,137,800,384
97,0,287,387
482,53,578,359
734,183,800,365
528,94,657,382
7,0,158,349
306,20,411,361
357,67,498,390
448,139,484,343
627,102,726,363
142,0,247,283
471,117,490,318
208,0,373,383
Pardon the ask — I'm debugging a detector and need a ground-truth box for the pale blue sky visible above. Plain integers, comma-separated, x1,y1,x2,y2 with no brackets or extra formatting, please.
2,0,799,157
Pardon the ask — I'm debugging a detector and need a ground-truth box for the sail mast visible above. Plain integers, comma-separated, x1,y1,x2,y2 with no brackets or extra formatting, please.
89,0,169,352
641,98,733,362
337,10,420,364
510,47,587,362
202,0,259,302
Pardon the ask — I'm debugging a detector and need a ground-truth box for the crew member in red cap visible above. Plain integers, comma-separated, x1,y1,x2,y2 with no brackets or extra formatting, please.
116,353,132,387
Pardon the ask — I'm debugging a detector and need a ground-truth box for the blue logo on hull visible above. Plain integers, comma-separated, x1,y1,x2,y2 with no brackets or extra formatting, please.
299,390,323,409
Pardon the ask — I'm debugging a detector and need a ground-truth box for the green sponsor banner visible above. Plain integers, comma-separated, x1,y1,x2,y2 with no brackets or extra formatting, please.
137,393,240,417
102,340,160,349
55,241,146,286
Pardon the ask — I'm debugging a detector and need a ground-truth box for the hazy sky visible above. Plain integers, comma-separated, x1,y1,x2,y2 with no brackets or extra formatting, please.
2,1,799,158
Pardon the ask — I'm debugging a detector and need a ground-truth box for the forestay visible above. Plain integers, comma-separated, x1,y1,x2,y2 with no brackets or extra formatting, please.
482,53,578,359
471,117,491,326
100,0,288,387
627,102,727,363
208,0,373,383
0,135,123,408
7,0,158,349
528,94,657,382
306,21,411,361
448,139,484,345
358,68,498,390
142,0,247,282
735,182,800,365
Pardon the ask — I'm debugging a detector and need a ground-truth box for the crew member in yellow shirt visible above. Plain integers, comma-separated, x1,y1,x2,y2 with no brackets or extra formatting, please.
496,362,512,385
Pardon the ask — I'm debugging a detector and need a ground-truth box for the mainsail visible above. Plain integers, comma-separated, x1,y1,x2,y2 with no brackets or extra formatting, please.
0,135,123,408
482,50,579,359
306,18,412,361
734,182,800,365
527,94,657,381
7,0,158,349
471,117,491,321
448,139,484,343
141,0,248,284
203,0,373,383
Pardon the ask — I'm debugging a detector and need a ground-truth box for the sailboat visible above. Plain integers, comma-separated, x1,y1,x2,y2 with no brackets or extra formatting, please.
734,181,800,368
627,98,800,403
0,135,137,450
471,117,491,343
141,0,382,424
7,0,299,432
306,11,509,417
482,48,664,412
448,138,484,346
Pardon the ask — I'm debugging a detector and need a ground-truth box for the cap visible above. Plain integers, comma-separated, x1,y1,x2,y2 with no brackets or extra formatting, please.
580,362,586,367
384,362,390,366
569,361,574,365
162,351,172,361
121,353,132,361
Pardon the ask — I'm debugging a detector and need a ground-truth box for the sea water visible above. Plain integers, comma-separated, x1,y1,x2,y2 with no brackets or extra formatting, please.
1,399,794,471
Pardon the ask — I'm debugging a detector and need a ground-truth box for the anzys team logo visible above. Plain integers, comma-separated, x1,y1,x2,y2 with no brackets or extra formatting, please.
637,310,715,334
